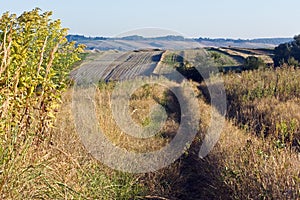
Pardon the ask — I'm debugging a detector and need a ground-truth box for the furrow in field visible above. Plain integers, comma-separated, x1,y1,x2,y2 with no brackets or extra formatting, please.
71,50,163,83
70,52,124,83
104,51,163,81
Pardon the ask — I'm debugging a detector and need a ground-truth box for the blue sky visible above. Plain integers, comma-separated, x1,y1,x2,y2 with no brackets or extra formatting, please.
0,0,299,39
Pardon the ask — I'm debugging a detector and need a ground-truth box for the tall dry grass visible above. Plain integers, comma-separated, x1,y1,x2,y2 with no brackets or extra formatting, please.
207,66,300,199
2,52,299,199
86,74,300,199
224,66,300,149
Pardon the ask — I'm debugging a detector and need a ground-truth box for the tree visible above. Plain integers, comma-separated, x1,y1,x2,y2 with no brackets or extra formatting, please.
273,34,300,67
244,56,266,70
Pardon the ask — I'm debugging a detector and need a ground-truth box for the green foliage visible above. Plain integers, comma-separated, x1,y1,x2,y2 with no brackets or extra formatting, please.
208,51,236,66
0,8,84,196
163,53,183,68
77,164,144,199
275,119,298,146
210,51,221,60
0,8,84,135
274,34,300,66
287,56,299,67
244,56,266,70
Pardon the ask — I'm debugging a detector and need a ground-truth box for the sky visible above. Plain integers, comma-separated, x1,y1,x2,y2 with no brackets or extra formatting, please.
0,0,299,39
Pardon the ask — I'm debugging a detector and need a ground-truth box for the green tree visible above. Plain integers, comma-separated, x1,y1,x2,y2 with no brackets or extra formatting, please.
273,34,300,66
244,56,266,70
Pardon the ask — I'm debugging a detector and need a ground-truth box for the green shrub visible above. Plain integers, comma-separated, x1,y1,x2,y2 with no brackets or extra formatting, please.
0,8,84,197
244,56,266,70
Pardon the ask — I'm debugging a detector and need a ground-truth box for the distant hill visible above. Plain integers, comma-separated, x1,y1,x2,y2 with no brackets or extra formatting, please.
66,35,107,42
196,37,293,46
67,34,293,51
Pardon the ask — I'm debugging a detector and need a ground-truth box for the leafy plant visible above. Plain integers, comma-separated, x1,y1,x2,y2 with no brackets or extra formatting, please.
0,8,84,197
273,34,300,66
244,56,266,70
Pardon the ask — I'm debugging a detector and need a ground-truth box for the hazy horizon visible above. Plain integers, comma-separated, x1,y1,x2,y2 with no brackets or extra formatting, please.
68,32,293,40
0,0,299,39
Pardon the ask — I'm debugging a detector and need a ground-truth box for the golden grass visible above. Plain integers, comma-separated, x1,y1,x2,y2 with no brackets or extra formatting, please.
224,66,300,148
95,83,178,153
2,66,300,199
213,119,300,199
0,88,144,199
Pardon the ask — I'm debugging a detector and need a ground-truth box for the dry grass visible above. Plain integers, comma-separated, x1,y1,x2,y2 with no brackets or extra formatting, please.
2,63,300,199
213,120,300,199
91,75,300,199
90,79,231,199
201,66,300,199
95,81,179,153
0,88,144,199
224,66,300,149
49,88,144,199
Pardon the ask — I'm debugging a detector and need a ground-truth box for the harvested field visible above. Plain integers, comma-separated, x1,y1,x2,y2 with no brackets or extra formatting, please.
71,50,164,83
153,50,183,75
104,51,163,81
154,49,209,74
183,49,208,64
71,46,274,85
219,47,274,65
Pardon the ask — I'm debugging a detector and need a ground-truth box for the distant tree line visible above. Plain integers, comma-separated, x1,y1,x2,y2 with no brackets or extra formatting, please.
196,37,292,45
66,34,186,42
66,34,107,42
273,35,300,67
